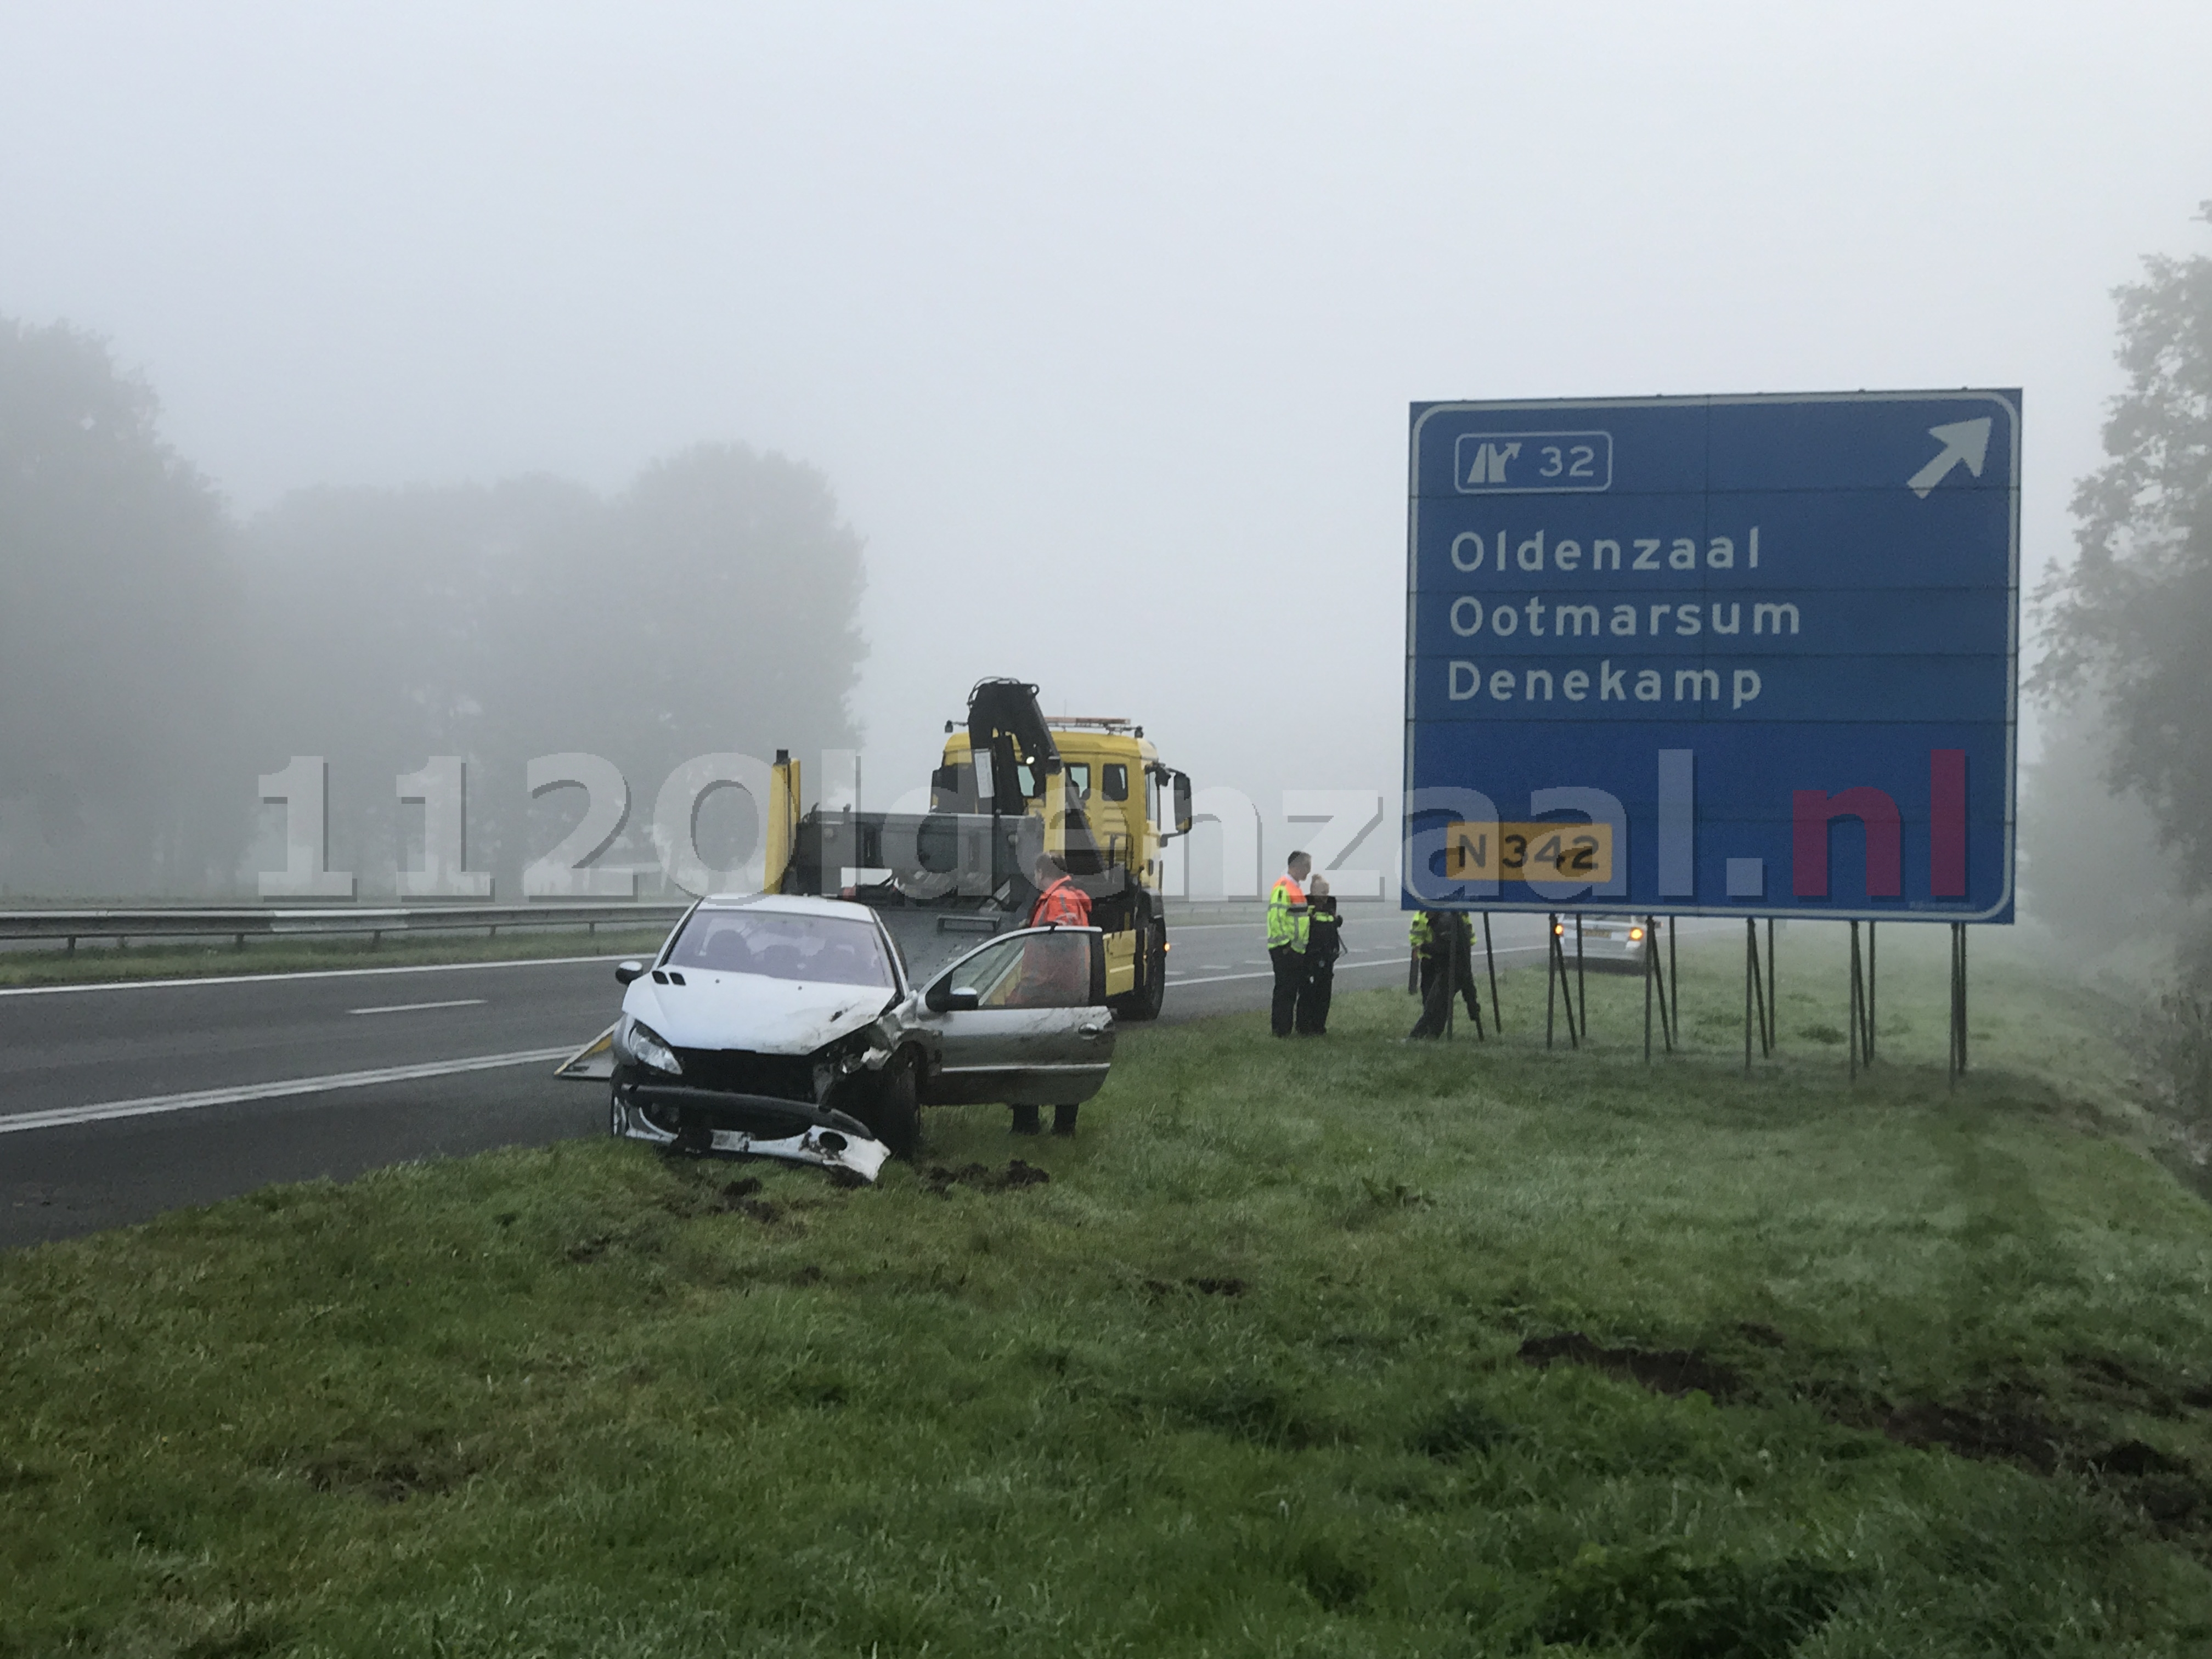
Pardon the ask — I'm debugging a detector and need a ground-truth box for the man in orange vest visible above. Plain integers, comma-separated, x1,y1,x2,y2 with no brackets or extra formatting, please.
1027,853,1092,928
1266,850,1313,1037
1014,853,1092,1139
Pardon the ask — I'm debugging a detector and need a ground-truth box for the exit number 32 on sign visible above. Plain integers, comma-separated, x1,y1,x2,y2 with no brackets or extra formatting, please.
1445,821,1615,884
1452,430,1613,494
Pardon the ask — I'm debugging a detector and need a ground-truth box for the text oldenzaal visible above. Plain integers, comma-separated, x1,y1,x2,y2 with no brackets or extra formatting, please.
1446,527,1760,574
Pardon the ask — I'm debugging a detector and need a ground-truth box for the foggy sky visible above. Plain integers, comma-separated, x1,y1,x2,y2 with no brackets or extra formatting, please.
4,1,2208,879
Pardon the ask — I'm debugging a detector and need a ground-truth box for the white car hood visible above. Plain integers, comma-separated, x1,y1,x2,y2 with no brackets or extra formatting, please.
622,972,893,1054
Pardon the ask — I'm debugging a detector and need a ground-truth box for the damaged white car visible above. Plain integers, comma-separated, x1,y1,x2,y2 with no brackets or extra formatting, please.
558,894,1116,1183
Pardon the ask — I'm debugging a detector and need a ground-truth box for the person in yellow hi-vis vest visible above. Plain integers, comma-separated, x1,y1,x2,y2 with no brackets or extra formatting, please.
1266,851,1313,1037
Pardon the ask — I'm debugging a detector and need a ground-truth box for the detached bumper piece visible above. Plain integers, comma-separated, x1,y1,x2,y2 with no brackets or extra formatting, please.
615,1084,890,1183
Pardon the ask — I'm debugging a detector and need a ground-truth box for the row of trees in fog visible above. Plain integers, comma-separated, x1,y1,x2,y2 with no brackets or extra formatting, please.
0,319,865,897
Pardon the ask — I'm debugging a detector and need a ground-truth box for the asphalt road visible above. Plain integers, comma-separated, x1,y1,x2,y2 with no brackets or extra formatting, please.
0,911,1559,1249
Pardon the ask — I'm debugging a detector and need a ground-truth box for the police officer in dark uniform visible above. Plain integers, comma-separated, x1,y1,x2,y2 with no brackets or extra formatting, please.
1407,910,1483,1039
1295,876,1342,1034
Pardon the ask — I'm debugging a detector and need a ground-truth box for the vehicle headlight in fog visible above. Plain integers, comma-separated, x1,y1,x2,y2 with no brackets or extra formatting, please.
619,1018,682,1076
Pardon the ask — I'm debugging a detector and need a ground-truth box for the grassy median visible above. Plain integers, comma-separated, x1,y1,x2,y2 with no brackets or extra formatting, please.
5,929,2212,1654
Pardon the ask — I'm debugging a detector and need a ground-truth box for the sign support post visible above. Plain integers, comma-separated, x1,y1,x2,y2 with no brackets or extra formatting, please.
1847,923,1857,1080
1669,916,1680,1045
1865,921,1879,1063
1766,919,1779,1053
1545,915,1581,1050
1949,922,1971,1084
1483,913,1502,1033
1575,916,1588,1039
1744,919,1773,1071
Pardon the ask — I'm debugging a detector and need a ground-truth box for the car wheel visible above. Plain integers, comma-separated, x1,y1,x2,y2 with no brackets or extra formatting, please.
860,1052,921,1160
608,1088,624,1138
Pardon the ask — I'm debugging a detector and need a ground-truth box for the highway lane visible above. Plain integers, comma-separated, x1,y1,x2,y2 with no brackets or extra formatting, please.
0,956,624,1121
0,910,1557,1248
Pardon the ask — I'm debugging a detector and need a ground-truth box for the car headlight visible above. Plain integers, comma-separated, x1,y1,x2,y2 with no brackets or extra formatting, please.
618,1018,682,1076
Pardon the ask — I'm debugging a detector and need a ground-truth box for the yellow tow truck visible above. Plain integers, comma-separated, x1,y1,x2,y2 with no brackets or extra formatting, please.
766,678,1193,1018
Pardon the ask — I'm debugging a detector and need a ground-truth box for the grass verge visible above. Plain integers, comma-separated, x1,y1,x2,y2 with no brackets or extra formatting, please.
5,927,2211,1654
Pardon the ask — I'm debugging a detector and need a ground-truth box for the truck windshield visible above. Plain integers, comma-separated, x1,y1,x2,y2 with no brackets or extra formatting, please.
667,910,894,988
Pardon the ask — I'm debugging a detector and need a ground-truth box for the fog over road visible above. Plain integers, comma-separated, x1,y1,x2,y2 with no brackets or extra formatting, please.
0,912,1572,1248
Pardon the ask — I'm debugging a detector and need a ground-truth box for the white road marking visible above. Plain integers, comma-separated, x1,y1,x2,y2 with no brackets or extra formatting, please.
0,955,635,998
1167,958,1409,988
1166,942,1550,990
348,998,488,1016
0,1047,576,1135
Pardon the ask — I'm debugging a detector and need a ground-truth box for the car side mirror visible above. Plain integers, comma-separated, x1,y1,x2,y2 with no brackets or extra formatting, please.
1172,771,1194,836
925,978,983,1013
614,960,647,986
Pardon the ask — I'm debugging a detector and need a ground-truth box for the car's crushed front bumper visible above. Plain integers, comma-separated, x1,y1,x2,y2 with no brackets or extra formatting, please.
613,1084,891,1183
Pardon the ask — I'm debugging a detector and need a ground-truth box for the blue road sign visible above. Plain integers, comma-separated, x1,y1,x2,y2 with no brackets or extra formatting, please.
1403,391,2019,921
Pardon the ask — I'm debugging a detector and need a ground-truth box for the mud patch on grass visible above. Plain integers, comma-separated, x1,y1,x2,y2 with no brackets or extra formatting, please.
922,1160,1051,1194
2063,1350,2212,1419
2093,1438,2193,1477
712,1178,786,1223
1800,1376,2212,1524
2089,1441,2206,1528
1882,1395,2066,1474
1519,1331,1748,1401
1843,1379,2208,1525
1530,1328,2212,1536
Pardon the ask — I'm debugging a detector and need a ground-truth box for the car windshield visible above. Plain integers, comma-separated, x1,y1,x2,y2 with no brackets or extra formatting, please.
666,909,894,988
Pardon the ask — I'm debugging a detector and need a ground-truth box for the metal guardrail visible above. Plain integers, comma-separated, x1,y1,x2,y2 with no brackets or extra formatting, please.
0,896,1383,951
0,902,693,951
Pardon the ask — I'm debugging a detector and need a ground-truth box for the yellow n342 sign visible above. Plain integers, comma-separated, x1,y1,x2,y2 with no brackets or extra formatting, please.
1445,821,1615,884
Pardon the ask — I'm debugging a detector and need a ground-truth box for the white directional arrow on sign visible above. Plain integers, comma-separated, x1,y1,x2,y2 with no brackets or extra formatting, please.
1908,417,1994,498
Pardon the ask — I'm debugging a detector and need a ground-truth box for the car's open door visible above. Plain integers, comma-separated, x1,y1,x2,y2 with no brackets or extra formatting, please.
918,926,1115,1105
